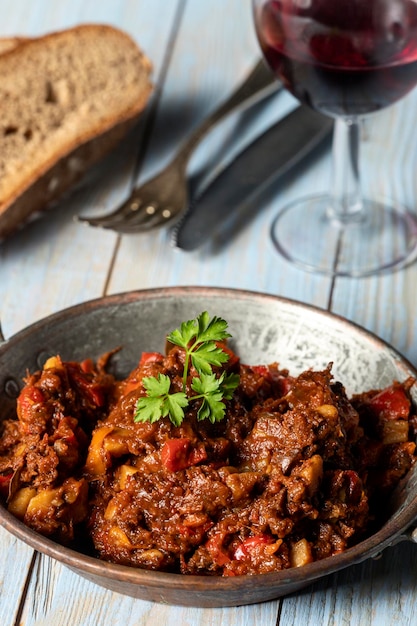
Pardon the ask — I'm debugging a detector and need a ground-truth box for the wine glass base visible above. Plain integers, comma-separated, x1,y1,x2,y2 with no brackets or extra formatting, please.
270,194,417,277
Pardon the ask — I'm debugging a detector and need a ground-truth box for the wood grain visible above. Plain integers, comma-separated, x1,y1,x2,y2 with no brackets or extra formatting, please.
1,0,417,624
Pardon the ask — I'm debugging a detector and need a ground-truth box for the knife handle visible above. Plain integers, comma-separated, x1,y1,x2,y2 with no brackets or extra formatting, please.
174,60,279,164
173,106,333,251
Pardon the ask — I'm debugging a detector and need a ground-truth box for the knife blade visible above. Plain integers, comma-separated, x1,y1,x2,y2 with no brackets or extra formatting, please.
172,105,333,251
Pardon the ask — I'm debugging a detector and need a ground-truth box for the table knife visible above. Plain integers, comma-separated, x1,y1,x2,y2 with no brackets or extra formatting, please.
172,105,333,251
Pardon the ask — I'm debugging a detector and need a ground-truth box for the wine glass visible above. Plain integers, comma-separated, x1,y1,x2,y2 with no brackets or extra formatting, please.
252,0,417,276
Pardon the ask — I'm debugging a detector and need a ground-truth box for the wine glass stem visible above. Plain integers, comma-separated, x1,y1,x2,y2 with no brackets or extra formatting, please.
328,116,364,223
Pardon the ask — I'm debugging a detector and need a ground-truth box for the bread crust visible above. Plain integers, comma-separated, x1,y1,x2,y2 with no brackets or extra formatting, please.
0,36,28,54
0,24,153,238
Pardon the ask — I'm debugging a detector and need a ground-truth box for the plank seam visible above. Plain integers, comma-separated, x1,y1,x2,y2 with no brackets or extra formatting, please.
128,0,187,189
11,550,38,626
103,235,121,296
103,0,187,297
275,598,284,626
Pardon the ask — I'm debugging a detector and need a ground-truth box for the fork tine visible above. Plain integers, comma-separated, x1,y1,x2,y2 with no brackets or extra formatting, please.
101,206,179,233
79,193,182,232
89,178,187,231
79,59,278,234
78,193,145,227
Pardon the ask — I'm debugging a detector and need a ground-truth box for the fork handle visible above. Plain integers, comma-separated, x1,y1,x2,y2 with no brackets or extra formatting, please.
174,59,279,165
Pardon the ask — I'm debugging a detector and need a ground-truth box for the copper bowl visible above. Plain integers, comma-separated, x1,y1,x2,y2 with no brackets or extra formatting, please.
0,286,416,607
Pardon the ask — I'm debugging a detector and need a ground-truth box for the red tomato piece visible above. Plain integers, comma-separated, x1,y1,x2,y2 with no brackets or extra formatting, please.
68,368,106,407
139,352,164,367
17,386,45,421
161,438,191,472
86,384,105,407
251,365,272,380
234,534,273,561
0,472,12,498
368,385,410,420
161,438,207,472
342,470,363,505
80,358,95,373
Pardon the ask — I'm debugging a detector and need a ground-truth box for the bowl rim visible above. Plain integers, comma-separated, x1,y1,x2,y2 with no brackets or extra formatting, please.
1,285,417,596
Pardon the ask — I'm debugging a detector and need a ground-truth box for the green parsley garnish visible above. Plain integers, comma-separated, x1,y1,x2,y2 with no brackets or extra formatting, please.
134,312,240,426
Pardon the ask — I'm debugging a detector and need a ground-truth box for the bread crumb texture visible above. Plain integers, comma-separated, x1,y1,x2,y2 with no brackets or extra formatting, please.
0,24,152,206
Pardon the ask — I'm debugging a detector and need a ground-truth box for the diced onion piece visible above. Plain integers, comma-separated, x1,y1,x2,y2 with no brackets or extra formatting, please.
84,426,114,475
297,455,323,497
381,419,409,444
26,488,63,515
316,404,338,420
290,538,313,568
109,526,131,547
138,549,165,563
64,477,84,504
8,487,37,519
117,464,140,490
43,355,63,370
104,499,119,520
103,428,131,456
225,471,260,502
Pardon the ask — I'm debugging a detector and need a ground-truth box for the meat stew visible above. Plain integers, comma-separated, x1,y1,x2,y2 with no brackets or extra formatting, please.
0,329,416,577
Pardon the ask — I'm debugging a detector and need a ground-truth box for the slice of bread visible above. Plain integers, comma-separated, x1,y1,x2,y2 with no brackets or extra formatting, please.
0,24,153,238
0,36,27,54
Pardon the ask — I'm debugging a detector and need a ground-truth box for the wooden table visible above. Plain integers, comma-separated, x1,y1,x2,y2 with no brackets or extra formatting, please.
1,1,417,624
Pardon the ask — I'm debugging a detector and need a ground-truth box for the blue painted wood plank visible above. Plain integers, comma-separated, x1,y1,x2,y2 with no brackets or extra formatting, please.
18,557,281,626
1,0,417,624
331,88,417,366
0,530,34,625
0,0,178,339
280,542,417,626
109,0,333,306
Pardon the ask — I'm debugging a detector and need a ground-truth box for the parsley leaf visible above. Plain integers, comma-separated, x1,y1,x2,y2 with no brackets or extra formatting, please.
135,374,188,426
167,311,232,390
191,342,229,374
220,372,241,400
195,312,231,344
191,372,238,423
168,319,199,350
134,312,239,426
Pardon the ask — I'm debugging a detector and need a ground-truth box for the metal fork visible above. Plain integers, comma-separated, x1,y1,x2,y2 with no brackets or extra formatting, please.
79,60,278,233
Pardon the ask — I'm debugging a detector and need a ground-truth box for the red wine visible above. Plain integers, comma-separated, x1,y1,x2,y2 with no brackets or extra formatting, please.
255,0,417,117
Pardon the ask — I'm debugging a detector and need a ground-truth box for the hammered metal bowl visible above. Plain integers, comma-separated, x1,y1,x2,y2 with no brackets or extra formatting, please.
0,286,416,607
